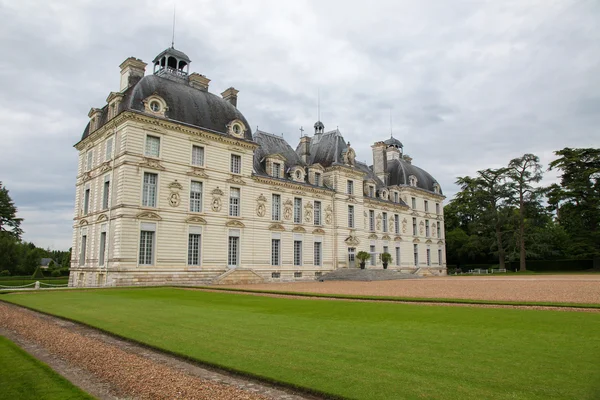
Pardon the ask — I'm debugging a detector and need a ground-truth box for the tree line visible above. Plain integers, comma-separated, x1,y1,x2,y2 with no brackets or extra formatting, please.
444,148,599,271
0,182,71,276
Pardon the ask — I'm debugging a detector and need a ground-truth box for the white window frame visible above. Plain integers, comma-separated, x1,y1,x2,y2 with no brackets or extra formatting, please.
272,162,282,178
427,247,431,266
142,172,158,208
412,217,417,236
394,214,400,234
294,239,303,266
272,194,281,221
188,226,202,266
191,145,205,166
314,239,322,267
414,244,419,266
437,223,442,239
314,172,321,186
230,154,241,174
426,220,430,237
382,212,388,232
348,205,355,228
145,135,161,158
395,246,401,266
314,201,322,225
424,200,429,213
271,235,281,266
86,151,93,171
190,181,203,213
80,231,87,266
369,210,375,232
99,226,107,267
83,187,91,215
139,223,156,266
105,137,113,161
228,229,240,268
294,198,302,224
411,197,416,209
438,248,443,266
436,203,440,215
370,245,376,266
347,180,354,195
229,187,240,217
102,175,110,210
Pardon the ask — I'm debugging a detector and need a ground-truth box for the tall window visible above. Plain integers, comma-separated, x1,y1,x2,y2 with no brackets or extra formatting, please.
272,194,281,221
83,188,90,215
229,187,240,216
411,197,416,209
86,151,93,171
294,198,302,223
382,212,388,232
99,232,106,266
413,244,419,266
190,181,203,212
427,248,431,266
314,172,321,186
370,245,376,266
139,231,154,265
369,186,375,198
424,200,429,213
394,214,400,234
142,172,158,207
105,137,113,161
188,233,201,265
369,210,375,231
145,135,160,157
425,220,430,237
271,239,281,266
192,145,204,166
80,234,87,266
394,192,399,203
412,217,417,236
272,162,282,178
347,180,354,195
348,205,355,228
230,154,241,174
395,246,400,266
228,235,239,267
314,242,322,266
438,249,442,266
294,240,303,266
314,201,322,225
437,223,442,239
102,178,110,209
436,203,440,215
383,245,389,257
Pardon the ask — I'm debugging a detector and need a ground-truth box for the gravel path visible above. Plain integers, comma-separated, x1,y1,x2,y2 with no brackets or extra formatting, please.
222,274,600,304
0,302,316,400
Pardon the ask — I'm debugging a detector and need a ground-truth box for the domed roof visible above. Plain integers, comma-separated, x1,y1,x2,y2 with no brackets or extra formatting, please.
384,136,403,148
81,74,252,141
387,158,442,194
152,47,191,63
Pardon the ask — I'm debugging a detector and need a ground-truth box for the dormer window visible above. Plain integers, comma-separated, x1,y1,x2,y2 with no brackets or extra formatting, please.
143,96,168,117
409,175,418,187
290,167,305,182
227,119,246,138
150,101,161,112
314,172,321,186
433,183,441,194
369,186,375,198
272,162,282,178
393,192,399,203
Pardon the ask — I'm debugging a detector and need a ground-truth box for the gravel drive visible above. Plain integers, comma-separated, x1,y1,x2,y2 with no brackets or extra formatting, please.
0,302,316,400
222,274,600,304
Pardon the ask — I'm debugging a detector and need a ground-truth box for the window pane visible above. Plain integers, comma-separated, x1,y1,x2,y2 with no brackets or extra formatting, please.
395,247,400,266
228,236,239,266
370,245,376,266
271,239,280,266
348,205,354,228
314,242,322,266
190,181,203,212
192,146,204,166
294,198,302,223
99,232,106,266
84,189,90,215
142,173,157,207
145,136,160,157
383,212,388,232
188,234,201,265
294,241,302,266
272,194,281,221
229,187,240,216
139,231,154,265
102,181,110,209
105,138,113,161
314,201,321,225
80,235,87,265
231,154,241,174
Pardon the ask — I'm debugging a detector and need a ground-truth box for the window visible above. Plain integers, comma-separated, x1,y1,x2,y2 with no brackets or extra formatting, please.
271,272,281,279
425,220,430,237
348,205,355,228
271,239,281,266
99,232,106,266
192,145,204,166
272,162,282,178
413,244,419,266
347,180,354,195
228,231,240,267
150,100,161,112
294,240,303,266
190,181,203,212
294,272,302,278
369,210,375,231
437,223,442,239
229,187,240,217
370,245,376,266
86,151,93,171
105,138,113,161
436,203,440,215
314,201,322,225
294,198,302,224
382,212,388,232
394,214,400,234
412,217,417,236
395,246,400,266
102,178,110,209
314,241,322,266
411,197,416,209
394,192,399,203
145,135,160,157
314,172,321,186
139,231,154,265
272,194,281,221
230,154,241,174
369,186,375,198
427,248,431,266
142,172,158,207
424,200,429,213
438,249,442,266
83,188,90,215
80,234,87,266
188,233,201,265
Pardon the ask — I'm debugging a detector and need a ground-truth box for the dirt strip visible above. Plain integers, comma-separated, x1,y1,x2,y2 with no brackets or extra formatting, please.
0,302,318,400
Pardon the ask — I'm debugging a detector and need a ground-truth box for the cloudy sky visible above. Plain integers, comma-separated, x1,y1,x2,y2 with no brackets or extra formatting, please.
0,0,598,250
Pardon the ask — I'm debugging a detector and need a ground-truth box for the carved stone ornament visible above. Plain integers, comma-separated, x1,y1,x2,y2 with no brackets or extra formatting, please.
138,157,165,171
269,223,285,231
284,206,292,220
394,235,403,242
413,238,421,243
432,223,437,237
256,203,266,217
186,216,207,224
347,195,358,203
212,197,222,212
419,221,425,235
313,228,325,235
382,234,391,241
226,220,245,228
426,239,433,244
345,235,360,246
82,171,93,182
99,161,112,173
227,175,246,185
96,214,108,222
79,219,89,226
168,192,181,207
402,218,408,233
389,216,395,228
304,210,313,223
292,226,306,233
368,233,378,240
212,187,224,196
376,214,382,231
136,211,162,220
343,144,356,166
187,168,208,178
257,194,267,203
325,211,332,225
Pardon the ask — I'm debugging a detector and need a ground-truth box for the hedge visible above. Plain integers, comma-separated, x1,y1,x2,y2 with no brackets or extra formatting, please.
508,259,593,272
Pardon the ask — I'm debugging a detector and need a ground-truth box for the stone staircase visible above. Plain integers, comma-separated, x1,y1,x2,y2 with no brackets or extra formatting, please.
317,268,422,282
212,269,265,285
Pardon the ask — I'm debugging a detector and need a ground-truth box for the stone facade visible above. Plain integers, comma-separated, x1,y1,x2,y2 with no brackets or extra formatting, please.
69,47,446,287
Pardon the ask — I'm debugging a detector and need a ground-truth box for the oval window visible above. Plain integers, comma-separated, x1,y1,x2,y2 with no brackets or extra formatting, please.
233,124,241,135
150,101,161,112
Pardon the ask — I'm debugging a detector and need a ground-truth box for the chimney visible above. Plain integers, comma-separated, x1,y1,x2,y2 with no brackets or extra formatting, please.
403,154,412,164
371,141,388,184
221,87,239,108
298,136,312,164
386,146,400,161
119,57,147,91
189,73,211,91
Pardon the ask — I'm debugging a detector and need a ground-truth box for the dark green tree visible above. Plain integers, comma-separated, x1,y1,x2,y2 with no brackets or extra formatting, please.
0,182,23,240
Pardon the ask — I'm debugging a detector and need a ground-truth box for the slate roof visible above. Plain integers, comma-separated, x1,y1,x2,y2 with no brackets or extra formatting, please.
80,74,252,142
384,136,404,148
253,130,305,176
387,158,442,194
303,129,348,168
40,258,55,267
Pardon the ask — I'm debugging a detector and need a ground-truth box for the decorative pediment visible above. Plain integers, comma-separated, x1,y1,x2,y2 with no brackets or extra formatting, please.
186,216,207,224
368,233,378,240
187,168,209,178
292,226,306,233
381,234,391,241
394,235,403,241
79,219,89,226
212,187,224,196
257,194,267,203
438,240,445,245
347,195,358,203
345,235,360,246
293,190,307,196
313,228,325,235
138,158,165,171
96,214,108,222
411,211,419,216
225,220,245,228
269,223,286,231
413,238,421,243
309,163,325,171
284,199,293,206
99,161,112,173
82,171,93,182
325,205,333,212
426,239,433,244
168,180,183,190
262,153,287,162
304,202,313,209
136,211,162,220
270,186,284,192
226,175,246,185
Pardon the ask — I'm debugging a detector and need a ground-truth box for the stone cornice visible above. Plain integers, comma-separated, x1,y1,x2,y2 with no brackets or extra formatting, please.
326,165,366,179
252,175,334,197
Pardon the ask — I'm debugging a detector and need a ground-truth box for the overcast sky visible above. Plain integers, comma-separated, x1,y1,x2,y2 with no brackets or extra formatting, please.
0,0,598,250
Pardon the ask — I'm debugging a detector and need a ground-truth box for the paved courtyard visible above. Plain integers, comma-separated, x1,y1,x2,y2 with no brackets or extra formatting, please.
224,274,600,304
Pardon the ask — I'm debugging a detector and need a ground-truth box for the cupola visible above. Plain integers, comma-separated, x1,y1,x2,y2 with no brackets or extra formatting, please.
314,120,325,134
152,47,191,79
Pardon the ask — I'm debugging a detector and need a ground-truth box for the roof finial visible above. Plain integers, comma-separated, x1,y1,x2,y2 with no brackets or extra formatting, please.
171,4,176,48
317,89,321,121
390,108,393,138
299,126,304,138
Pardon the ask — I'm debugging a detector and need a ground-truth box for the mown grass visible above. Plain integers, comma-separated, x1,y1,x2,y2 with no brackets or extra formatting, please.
4,288,600,400
0,336,94,400
0,278,69,287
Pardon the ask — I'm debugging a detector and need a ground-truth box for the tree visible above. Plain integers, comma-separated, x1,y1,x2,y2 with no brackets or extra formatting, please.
0,182,23,240
507,154,543,271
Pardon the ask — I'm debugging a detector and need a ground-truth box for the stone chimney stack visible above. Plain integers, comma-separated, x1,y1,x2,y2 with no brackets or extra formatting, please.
189,73,211,91
119,57,147,92
386,146,400,161
371,141,388,184
298,136,312,164
221,87,239,108
403,154,412,164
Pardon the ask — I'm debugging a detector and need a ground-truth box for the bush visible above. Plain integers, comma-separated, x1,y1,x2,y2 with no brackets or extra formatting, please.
59,268,71,276
0,270,10,276
31,266,45,279
508,259,593,272
50,269,62,277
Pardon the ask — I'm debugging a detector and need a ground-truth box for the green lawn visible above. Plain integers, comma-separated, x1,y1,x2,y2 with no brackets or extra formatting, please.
4,288,600,400
0,336,94,400
0,278,69,287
